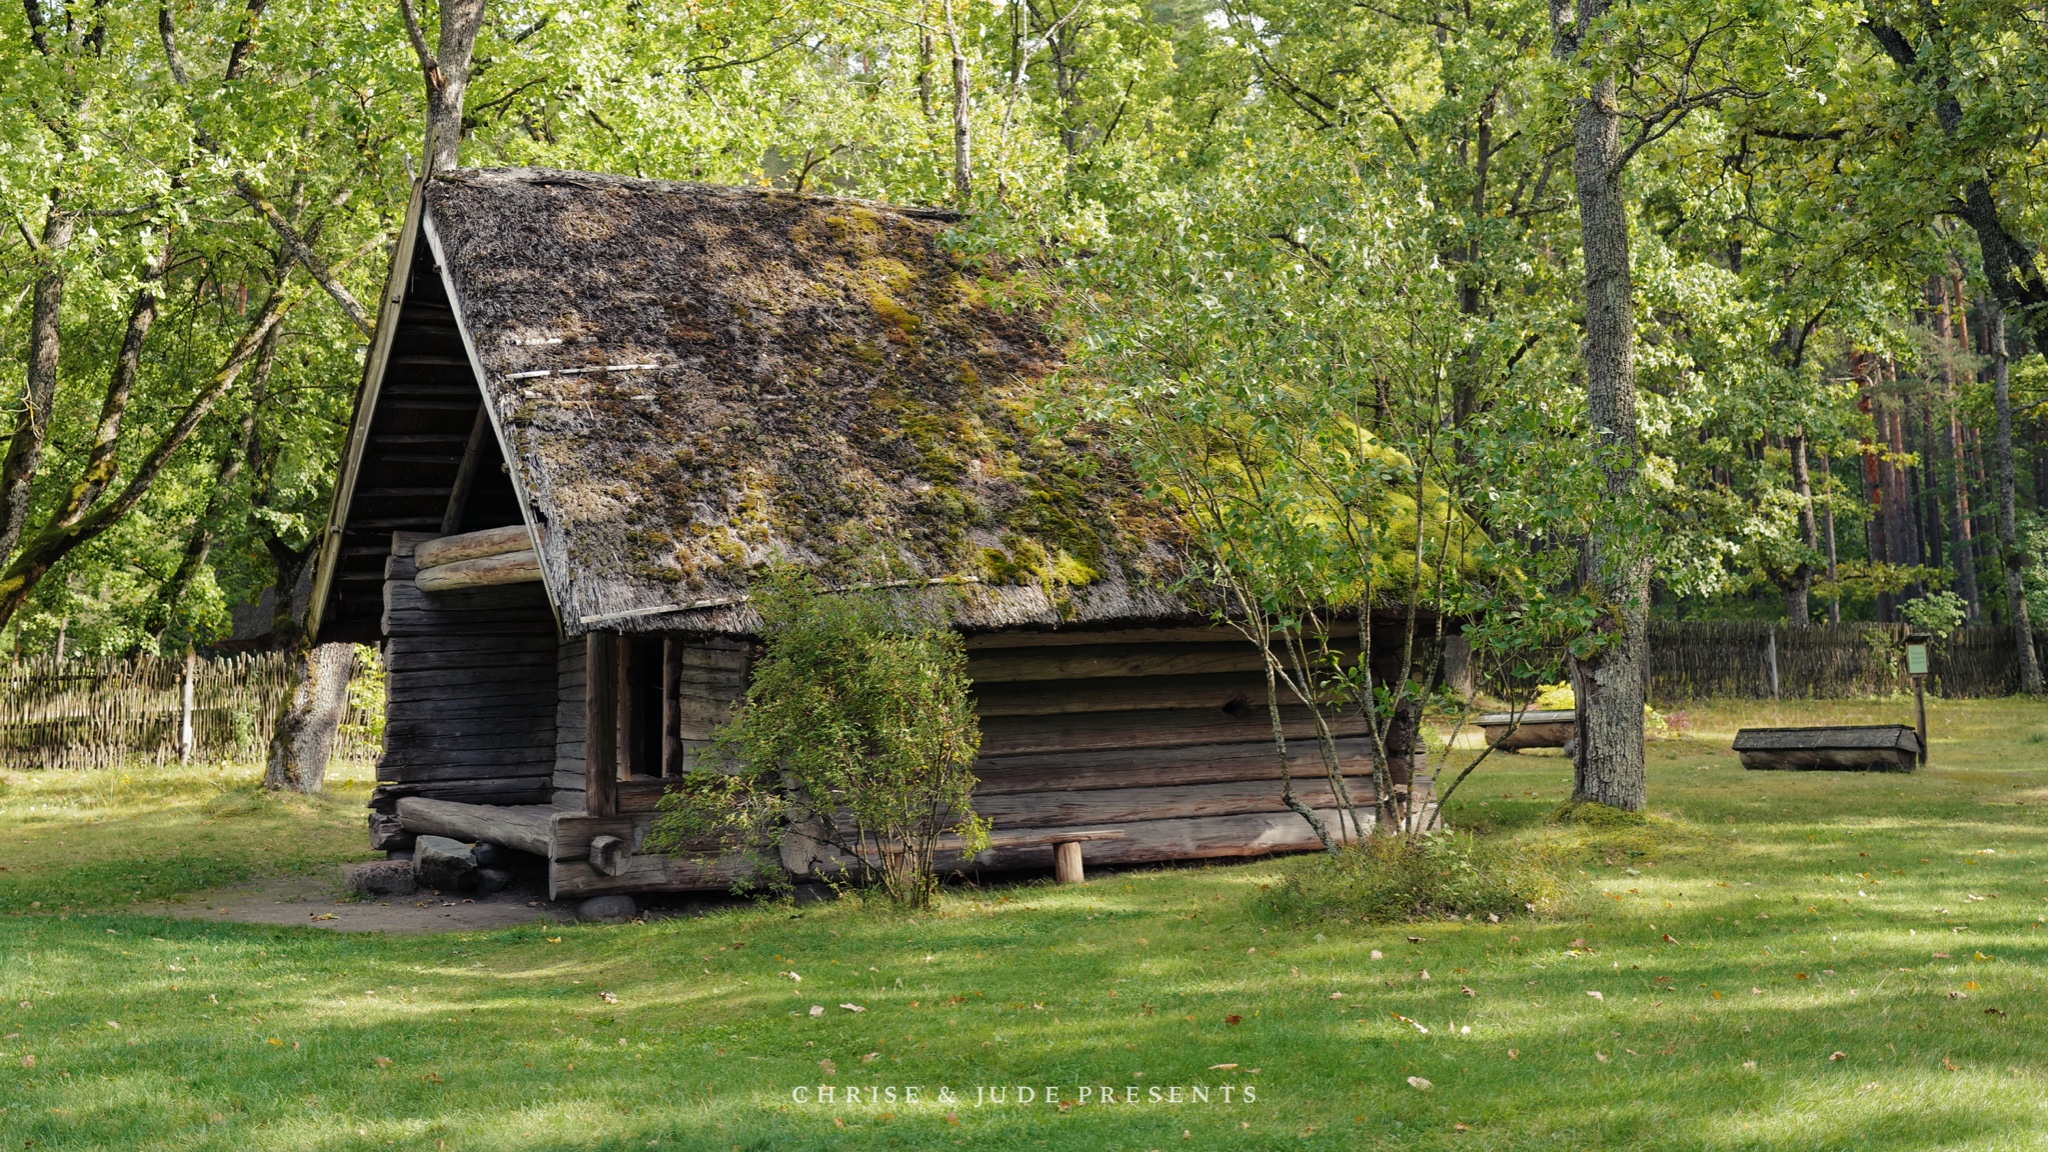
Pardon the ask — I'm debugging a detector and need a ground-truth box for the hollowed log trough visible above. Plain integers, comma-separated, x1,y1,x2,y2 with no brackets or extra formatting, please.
1732,725,1921,773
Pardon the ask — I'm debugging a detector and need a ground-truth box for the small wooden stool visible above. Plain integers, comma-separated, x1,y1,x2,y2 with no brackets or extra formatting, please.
979,829,1126,884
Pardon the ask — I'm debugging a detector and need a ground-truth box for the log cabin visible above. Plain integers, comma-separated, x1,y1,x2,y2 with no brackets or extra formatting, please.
309,168,1426,899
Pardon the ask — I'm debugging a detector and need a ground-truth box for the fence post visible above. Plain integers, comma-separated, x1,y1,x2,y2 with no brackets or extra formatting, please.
1766,627,1780,700
180,646,196,764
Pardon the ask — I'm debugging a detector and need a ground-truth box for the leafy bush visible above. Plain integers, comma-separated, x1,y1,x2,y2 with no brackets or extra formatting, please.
647,567,987,908
1902,591,1968,638
1269,832,1561,923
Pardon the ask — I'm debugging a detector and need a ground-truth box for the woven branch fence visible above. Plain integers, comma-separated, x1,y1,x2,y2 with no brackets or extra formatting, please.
0,650,383,770
1648,621,2048,702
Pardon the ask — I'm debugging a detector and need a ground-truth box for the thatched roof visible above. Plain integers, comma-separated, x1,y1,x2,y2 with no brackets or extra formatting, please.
419,168,1187,635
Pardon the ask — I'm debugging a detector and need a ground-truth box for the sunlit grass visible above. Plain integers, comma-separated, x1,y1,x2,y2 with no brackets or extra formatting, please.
1,698,2046,1149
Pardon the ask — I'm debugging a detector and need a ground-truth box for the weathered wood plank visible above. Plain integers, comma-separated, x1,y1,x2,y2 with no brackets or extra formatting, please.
548,852,756,899
377,745,557,771
966,642,1267,683
957,808,1359,871
972,672,1273,717
960,625,1357,650
973,778,1367,830
413,524,532,569
369,778,552,810
415,549,543,591
976,706,1369,757
586,632,617,816
971,738,1374,795
394,797,554,855
381,721,554,744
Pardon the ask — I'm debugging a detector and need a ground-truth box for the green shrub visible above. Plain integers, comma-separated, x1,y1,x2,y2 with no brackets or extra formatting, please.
1269,832,1561,923
647,567,987,909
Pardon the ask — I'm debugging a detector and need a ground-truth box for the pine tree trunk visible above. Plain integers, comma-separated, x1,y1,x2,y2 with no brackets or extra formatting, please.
1558,0,1648,812
1990,306,2043,694
264,641,354,793
1787,432,1817,627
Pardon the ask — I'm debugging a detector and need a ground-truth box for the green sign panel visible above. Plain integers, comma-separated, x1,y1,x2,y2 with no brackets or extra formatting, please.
1906,644,1930,676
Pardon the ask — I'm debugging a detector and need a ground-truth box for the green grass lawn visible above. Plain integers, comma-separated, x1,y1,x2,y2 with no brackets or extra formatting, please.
4,697,2048,1150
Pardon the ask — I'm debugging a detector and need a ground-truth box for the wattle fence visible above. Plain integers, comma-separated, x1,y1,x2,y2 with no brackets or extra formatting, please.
1647,621,2046,702
0,649,383,770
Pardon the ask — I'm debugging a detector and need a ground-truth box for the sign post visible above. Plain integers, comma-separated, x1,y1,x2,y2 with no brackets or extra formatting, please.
1904,632,1930,766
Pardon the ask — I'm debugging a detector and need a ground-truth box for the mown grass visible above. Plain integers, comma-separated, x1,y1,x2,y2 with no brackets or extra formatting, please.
4,697,2048,1150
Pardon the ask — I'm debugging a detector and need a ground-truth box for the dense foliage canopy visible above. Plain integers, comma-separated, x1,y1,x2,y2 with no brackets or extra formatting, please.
3,0,2044,685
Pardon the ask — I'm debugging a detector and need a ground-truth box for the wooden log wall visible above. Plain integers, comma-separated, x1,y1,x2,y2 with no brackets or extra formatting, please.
371,533,558,812
542,624,1384,887
955,626,1379,871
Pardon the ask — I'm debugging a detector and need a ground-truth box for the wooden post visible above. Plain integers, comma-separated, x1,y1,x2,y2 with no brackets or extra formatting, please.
1912,674,1928,766
1766,627,1780,700
661,637,682,776
585,632,618,816
1905,633,1930,766
1053,840,1084,884
440,404,491,534
179,645,196,764
616,638,639,779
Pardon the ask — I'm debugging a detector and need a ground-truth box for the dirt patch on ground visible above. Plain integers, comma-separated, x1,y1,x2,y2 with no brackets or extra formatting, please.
133,870,581,934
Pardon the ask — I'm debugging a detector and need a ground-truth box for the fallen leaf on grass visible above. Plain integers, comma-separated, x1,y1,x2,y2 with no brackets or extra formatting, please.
810,1005,825,1016
1506,1049,1518,1060
309,913,336,922
1329,992,1345,1000
1743,1060,1757,1070
422,1072,443,1083
1461,986,1476,997
840,1003,866,1013
819,1059,837,1076
1661,934,1678,944
1454,1122,1472,1131
1948,991,1969,1000
1829,1051,1847,1062
1224,1015,1243,1026
863,1052,881,1063
1943,1057,1960,1070
1586,991,1604,1001
599,992,618,1004
1595,1052,1609,1063
1209,1063,1239,1070
1933,952,1951,959
373,1057,393,1068
1985,1008,2008,1017
1407,1076,1432,1090
546,937,562,944
20,1055,34,1068
1370,950,1384,960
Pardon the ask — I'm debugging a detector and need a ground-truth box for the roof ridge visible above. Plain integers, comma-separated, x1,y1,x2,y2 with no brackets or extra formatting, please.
434,166,966,223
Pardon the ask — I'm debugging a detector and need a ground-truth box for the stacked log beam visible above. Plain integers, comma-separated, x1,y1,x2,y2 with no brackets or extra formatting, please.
371,532,558,812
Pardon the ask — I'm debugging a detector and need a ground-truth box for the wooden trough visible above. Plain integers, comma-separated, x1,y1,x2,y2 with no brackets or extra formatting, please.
1732,725,1921,772
1477,710,1576,751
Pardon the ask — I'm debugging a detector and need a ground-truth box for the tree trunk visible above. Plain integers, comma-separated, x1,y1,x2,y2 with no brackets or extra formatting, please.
1819,452,1841,623
402,0,488,175
1557,0,1647,812
1787,431,1816,626
0,201,75,565
950,43,972,203
1990,306,2043,694
264,640,354,792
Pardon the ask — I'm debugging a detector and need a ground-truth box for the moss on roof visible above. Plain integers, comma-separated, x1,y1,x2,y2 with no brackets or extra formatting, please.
424,169,1185,634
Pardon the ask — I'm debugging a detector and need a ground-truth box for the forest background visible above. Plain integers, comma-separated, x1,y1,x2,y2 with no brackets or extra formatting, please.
3,0,2046,713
